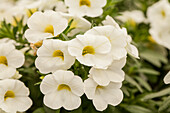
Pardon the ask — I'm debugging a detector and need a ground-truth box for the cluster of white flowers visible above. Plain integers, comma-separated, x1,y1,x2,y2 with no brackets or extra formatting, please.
23,0,139,110
0,42,32,113
147,0,170,49
147,0,170,84
0,0,140,112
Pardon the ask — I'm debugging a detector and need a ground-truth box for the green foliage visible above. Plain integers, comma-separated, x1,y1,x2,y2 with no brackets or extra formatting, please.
0,0,170,113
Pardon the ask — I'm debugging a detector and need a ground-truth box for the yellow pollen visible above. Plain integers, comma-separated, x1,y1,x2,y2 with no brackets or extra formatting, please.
0,56,8,66
96,85,104,89
26,8,37,18
161,10,166,18
58,84,71,91
82,46,95,56
53,50,64,60
44,25,54,35
68,18,77,29
4,91,15,101
34,40,43,48
79,0,91,7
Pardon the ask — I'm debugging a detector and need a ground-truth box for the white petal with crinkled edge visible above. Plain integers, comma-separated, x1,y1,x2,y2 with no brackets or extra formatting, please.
84,78,123,111
0,79,32,113
84,78,97,99
85,25,127,60
44,90,63,109
65,0,106,17
35,39,75,74
25,11,68,43
63,90,81,110
126,44,139,59
40,70,84,110
68,76,84,96
7,50,25,68
102,15,120,29
164,71,170,84
40,74,58,94
89,57,126,86
68,34,112,69
0,65,16,79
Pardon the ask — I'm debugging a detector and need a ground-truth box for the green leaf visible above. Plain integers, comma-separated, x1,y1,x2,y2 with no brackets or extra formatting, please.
140,49,168,67
125,75,143,93
43,105,60,113
135,76,152,91
124,105,154,113
138,68,160,76
159,96,170,112
142,87,170,101
33,107,45,113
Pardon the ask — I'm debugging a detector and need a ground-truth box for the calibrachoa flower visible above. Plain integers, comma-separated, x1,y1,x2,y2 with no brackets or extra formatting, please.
89,57,126,86
65,0,107,17
147,0,170,27
25,10,68,43
35,39,75,74
85,25,127,60
116,10,147,25
68,34,112,69
102,16,139,58
0,79,32,113
84,78,123,111
60,12,91,36
40,70,84,110
0,43,25,79
149,26,170,49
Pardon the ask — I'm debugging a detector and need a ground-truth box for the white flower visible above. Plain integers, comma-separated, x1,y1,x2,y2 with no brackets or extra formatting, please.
89,57,126,86
102,15,120,29
60,13,91,36
35,39,75,74
26,0,68,12
25,10,68,43
85,25,127,60
68,34,112,69
116,10,147,24
0,43,25,79
84,78,123,111
102,16,139,58
0,79,32,113
149,25,170,49
122,28,139,58
164,71,170,84
40,70,84,110
147,0,170,27
0,38,17,45
65,0,107,17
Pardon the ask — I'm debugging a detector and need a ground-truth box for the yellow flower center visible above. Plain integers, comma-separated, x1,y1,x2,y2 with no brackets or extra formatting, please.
44,25,54,35
26,8,37,18
0,56,8,66
128,19,136,27
68,18,77,29
58,84,71,91
161,10,166,18
96,85,104,89
82,46,95,56
34,40,43,48
4,91,15,101
79,0,91,7
53,50,64,60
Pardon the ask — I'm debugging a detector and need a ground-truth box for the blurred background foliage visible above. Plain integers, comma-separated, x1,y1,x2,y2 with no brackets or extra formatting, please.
0,0,170,113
